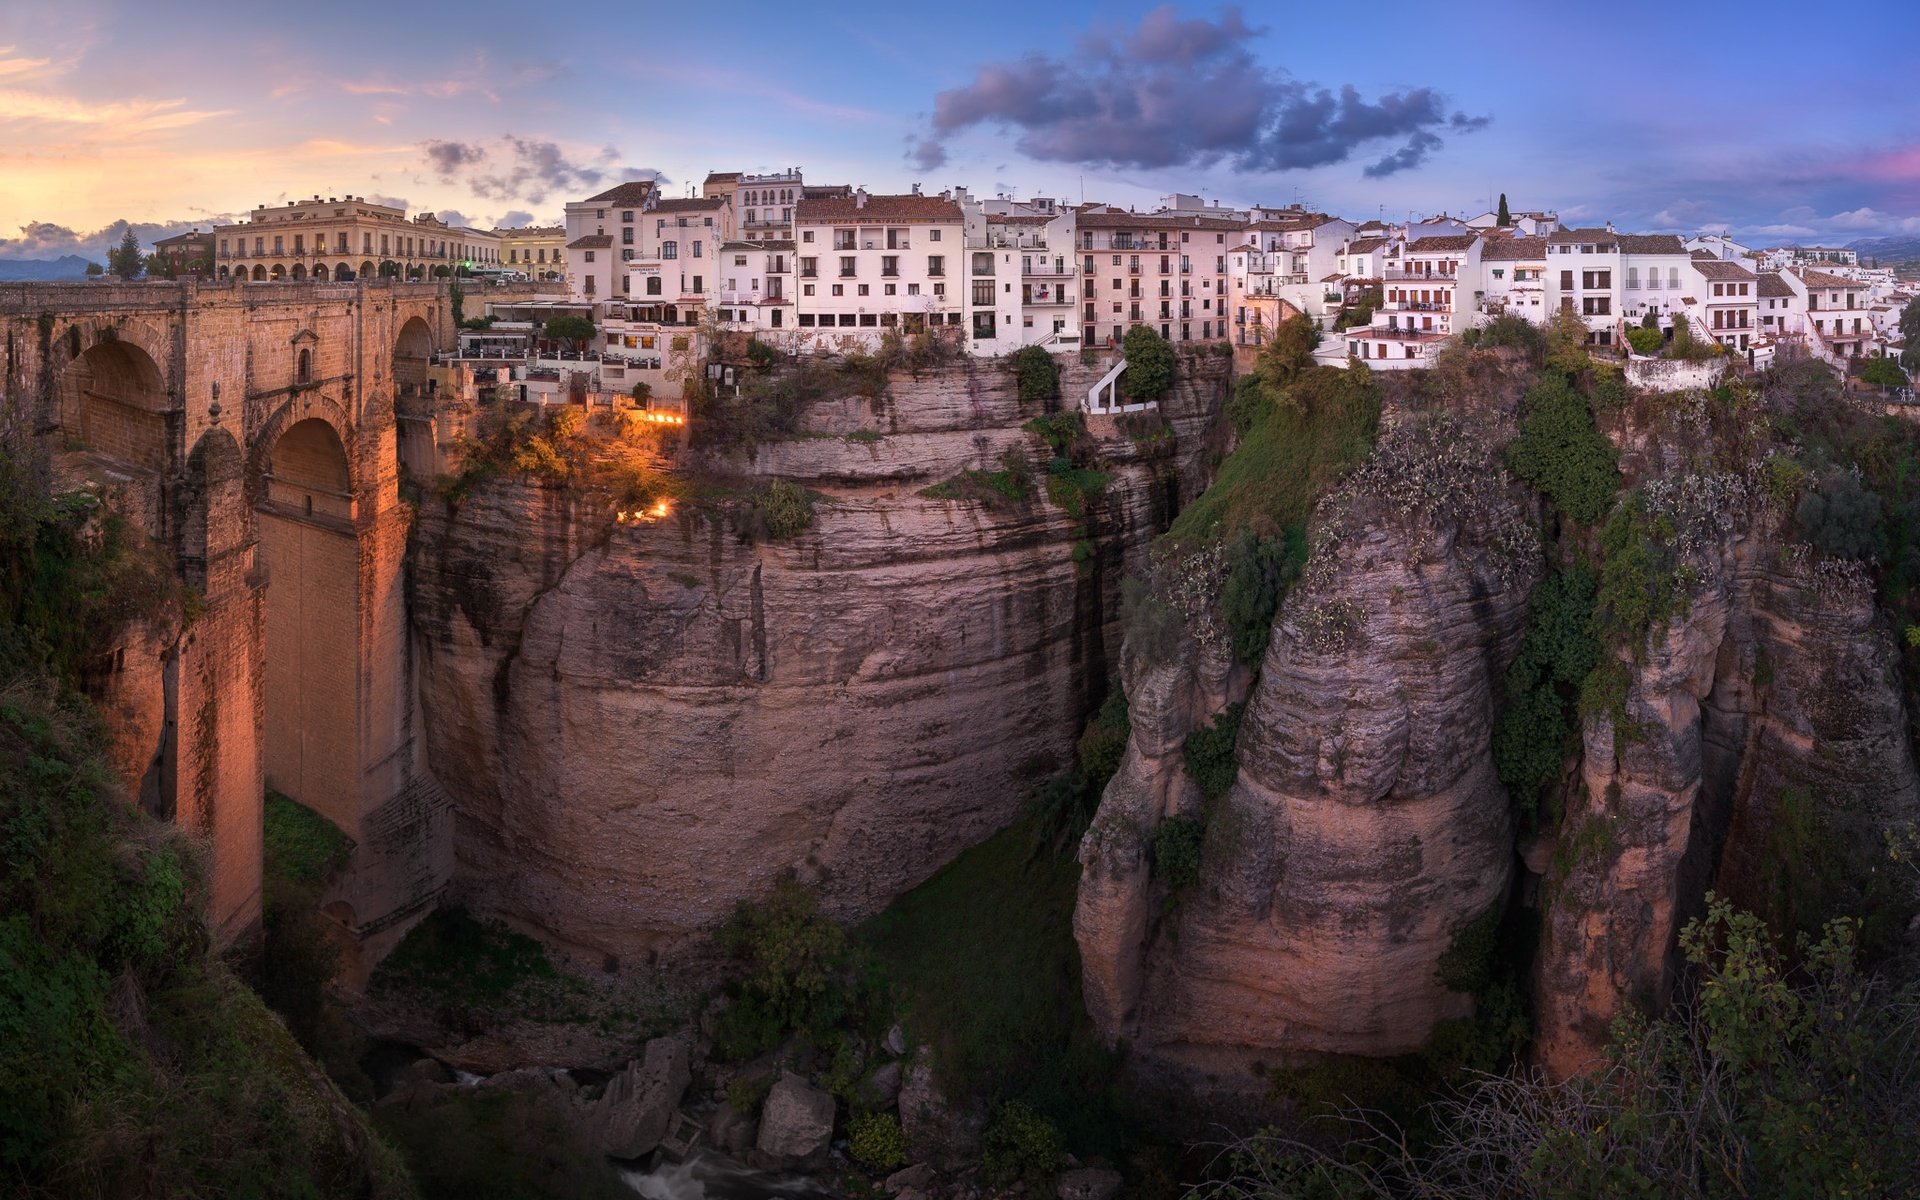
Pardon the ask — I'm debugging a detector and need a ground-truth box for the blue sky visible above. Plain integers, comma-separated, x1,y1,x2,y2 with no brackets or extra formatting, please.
3,0,1918,259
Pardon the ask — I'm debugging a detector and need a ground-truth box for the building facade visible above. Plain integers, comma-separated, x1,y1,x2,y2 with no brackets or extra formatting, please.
793,189,965,348
215,196,500,282
494,226,567,279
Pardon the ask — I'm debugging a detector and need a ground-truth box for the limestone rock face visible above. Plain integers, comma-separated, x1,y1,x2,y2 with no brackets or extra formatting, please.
1075,420,1538,1090
754,1071,835,1163
410,356,1227,957
1536,528,1920,1075
897,1061,985,1170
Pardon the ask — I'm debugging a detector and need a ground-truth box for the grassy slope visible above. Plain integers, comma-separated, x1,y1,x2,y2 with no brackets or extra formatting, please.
862,804,1124,1155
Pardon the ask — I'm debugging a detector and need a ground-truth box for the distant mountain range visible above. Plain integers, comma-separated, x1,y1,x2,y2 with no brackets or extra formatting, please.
1847,235,1920,265
0,255,95,280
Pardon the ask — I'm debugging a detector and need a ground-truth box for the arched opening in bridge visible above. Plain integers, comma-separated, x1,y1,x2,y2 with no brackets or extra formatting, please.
257,416,361,836
53,338,170,531
393,316,433,401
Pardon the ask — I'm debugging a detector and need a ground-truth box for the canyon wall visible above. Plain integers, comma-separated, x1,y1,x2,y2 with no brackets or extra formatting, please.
410,354,1228,959
1076,418,1540,1098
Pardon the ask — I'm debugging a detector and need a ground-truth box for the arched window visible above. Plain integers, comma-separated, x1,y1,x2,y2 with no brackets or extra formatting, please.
297,348,311,383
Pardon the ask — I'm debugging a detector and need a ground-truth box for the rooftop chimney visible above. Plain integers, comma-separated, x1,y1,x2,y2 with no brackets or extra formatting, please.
855,187,868,209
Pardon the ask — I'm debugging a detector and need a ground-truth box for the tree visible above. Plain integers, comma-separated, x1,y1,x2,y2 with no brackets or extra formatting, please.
543,315,596,351
142,252,173,280
1860,355,1909,388
1901,297,1920,373
109,228,142,279
1506,371,1618,525
377,259,402,278
83,261,103,278
1255,312,1321,391
1496,193,1511,226
1543,305,1593,375
1120,324,1176,399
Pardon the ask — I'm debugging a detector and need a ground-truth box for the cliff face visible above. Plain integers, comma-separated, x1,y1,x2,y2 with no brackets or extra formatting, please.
1536,507,1920,1074
410,354,1228,958
1076,418,1540,1089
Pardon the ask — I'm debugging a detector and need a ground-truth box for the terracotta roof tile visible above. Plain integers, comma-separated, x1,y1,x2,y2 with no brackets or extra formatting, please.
1481,236,1546,261
1344,237,1390,254
566,234,612,249
1693,260,1755,282
1616,234,1687,255
1790,267,1859,289
583,181,659,206
796,193,963,223
1757,272,1793,298
1407,234,1476,252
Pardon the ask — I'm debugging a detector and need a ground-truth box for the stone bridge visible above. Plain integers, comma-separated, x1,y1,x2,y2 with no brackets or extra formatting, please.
1,277,459,949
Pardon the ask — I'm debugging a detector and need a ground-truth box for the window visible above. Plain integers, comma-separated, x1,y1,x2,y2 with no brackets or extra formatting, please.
834,229,856,250
858,284,869,296
800,257,817,278
662,241,677,259
972,280,994,306
933,282,945,297
1582,270,1610,289
840,256,856,277
885,284,896,295
691,242,702,258
803,284,815,296
734,255,748,266
802,230,814,243
585,250,595,262
622,249,634,261
929,230,940,241
1492,268,1505,280
907,283,920,295
927,255,944,277
832,284,844,296
800,313,816,327
646,277,661,295
882,255,899,277
1560,270,1574,290
622,210,633,222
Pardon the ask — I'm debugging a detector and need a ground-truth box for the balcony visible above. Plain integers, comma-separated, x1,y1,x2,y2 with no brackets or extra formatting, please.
1383,270,1458,283
881,269,900,278
839,269,857,278
927,268,945,278
799,269,818,279
1388,301,1452,313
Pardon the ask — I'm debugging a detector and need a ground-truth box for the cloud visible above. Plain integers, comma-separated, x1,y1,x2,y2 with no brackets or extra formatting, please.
0,87,230,133
915,5,1487,177
423,136,667,205
0,214,239,259
436,209,473,228
498,209,537,227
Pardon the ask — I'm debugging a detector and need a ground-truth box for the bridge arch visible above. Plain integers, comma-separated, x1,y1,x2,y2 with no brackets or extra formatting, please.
256,412,361,836
393,315,434,401
53,335,173,493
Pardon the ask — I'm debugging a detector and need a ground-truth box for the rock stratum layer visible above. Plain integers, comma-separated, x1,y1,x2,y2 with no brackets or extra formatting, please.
410,355,1227,958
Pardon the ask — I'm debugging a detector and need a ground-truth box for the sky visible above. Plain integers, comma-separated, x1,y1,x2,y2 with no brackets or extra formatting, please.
3,0,1919,261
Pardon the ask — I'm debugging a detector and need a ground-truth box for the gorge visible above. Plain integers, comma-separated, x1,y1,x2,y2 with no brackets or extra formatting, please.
6,284,1920,1196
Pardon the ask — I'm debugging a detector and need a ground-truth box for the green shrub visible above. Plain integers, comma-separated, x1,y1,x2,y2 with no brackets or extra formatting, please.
1121,325,1176,399
1012,346,1060,405
1255,313,1320,391
1625,326,1663,356
1151,816,1206,889
1476,313,1546,356
712,875,874,1061
982,1100,1067,1187
1182,702,1246,802
1044,464,1110,520
1220,526,1307,665
264,790,352,888
1491,566,1600,819
1507,372,1619,526
921,447,1037,508
745,338,779,369
848,1111,909,1170
1120,575,1186,663
1074,690,1130,790
1796,471,1886,561
1024,410,1082,455
742,479,815,542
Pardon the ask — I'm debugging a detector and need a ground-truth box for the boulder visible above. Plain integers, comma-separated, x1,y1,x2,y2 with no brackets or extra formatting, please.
754,1072,835,1162
883,1024,908,1057
858,1060,904,1110
1057,1168,1124,1200
885,1163,937,1193
590,1035,692,1158
898,1062,984,1170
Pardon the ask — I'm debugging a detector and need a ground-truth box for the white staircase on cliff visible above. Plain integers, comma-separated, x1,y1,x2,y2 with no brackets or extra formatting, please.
1082,356,1158,415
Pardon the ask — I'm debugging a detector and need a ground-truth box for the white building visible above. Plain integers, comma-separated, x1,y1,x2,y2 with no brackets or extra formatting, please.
709,240,796,335
1685,233,1752,262
963,210,1079,356
1545,228,1689,347
1784,267,1874,363
794,188,965,348
1477,235,1549,324
563,180,665,302
735,169,805,242
1685,258,1758,351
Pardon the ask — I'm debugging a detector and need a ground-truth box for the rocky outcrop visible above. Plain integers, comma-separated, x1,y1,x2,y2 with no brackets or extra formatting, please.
1536,506,1920,1075
898,1060,986,1170
1075,419,1539,1095
410,354,1227,958
588,1034,692,1158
